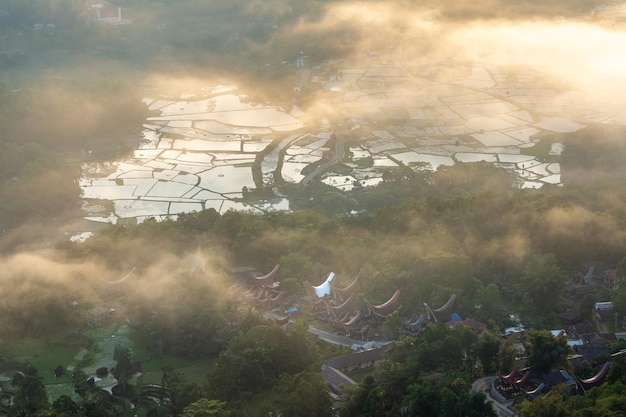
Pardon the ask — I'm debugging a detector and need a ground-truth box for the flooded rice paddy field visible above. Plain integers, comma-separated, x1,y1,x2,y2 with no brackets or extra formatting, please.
79,61,626,224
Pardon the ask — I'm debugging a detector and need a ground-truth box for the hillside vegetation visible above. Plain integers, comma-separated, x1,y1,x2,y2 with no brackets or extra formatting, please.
1,1,625,416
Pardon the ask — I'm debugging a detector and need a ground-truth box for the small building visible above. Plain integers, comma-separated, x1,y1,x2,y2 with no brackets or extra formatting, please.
458,317,487,335
321,364,357,391
494,367,576,401
569,321,595,338
87,307,113,326
295,55,309,68
559,307,580,324
563,283,596,299
323,345,389,374
567,339,584,349
603,269,620,291
539,369,577,390
595,302,615,321
595,302,614,311
91,3,124,24
573,341,610,364
230,265,256,281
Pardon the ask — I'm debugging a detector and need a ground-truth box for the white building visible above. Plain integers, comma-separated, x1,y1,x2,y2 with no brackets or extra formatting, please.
295,55,309,68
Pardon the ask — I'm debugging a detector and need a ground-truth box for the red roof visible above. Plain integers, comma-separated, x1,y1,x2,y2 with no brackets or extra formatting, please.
99,7,120,19
369,289,401,317
459,317,487,333
250,264,280,287
605,269,617,281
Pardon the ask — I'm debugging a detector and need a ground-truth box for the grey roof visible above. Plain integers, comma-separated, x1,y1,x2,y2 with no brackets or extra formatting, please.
570,322,595,337
321,365,357,390
323,345,390,370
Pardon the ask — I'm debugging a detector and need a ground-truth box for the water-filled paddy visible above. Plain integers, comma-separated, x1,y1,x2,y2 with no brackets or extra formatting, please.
80,59,626,225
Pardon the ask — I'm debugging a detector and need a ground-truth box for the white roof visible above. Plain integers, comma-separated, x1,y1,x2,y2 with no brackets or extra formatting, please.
313,272,335,298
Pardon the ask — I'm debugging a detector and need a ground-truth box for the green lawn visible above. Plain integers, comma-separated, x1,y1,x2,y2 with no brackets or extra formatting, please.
127,330,217,373
1,337,88,385
1,324,219,400
138,359,217,385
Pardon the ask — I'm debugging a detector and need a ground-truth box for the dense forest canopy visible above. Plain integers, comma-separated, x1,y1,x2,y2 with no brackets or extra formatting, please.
1,1,626,416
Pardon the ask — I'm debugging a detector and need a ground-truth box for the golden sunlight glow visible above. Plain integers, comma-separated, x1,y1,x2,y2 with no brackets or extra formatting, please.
305,2,626,104
450,21,626,100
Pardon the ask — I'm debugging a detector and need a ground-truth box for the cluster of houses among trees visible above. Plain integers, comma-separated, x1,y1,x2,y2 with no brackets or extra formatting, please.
4,0,626,416
227,256,626,415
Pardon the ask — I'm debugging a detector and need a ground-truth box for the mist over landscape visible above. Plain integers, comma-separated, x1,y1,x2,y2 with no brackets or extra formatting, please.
2,1,626,416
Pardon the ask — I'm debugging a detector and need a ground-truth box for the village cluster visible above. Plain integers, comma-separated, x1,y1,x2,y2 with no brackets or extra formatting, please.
230,260,626,412
75,8,626,405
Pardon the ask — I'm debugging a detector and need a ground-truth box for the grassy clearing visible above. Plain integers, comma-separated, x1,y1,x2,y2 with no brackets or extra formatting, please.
1,335,90,385
128,330,217,373
1,323,219,402
138,359,217,385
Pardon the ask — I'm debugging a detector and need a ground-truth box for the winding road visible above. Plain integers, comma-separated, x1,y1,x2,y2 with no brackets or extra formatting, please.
301,135,345,186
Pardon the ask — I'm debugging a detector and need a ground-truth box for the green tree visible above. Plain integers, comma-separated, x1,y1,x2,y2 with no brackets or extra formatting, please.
71,369,90,399
517,394,568,417
278,252,313,282
474,283,504,324
611,284,626,318
382,311,401,340
278,277,304,298
112,345,133,395
450,324,478,361
281,321,321,374
272,372,333,417
515,254,566,321
9,365,49,417
439,387,460,417
578,293,597,321
498,336,518,374
411,323,466,371
526,329,571,373
160,365,203,415
180,398,234,417
399,382,440,417
51,395,82,416
255,400,276,417
461,391,497,417
208,353,241,402
314,191,352,217
477,332,502,374
209,321,320,401
341,375,376,417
